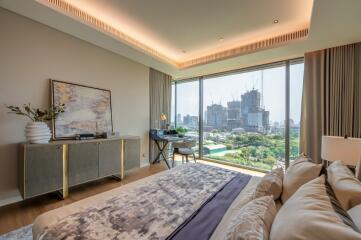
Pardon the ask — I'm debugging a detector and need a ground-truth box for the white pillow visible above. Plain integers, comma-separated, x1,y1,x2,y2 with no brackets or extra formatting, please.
225,196,277,240
356,159,361,181
327,160,361,210
254,168,283,200
281,156,322,203
348,204,361,232
270,175,361,240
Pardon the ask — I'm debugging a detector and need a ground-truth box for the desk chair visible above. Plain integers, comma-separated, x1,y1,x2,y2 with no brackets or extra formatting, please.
172,141,197,167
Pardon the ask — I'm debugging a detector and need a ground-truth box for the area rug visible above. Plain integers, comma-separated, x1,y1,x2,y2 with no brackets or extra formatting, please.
38,163,239,239
0,225,32,240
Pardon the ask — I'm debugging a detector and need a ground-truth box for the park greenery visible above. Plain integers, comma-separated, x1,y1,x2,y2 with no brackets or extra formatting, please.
203,130,300,171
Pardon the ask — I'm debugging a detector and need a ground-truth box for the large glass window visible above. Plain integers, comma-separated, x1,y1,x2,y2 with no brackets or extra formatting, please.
171,84,176,128
203,66,285,171
289,62,304,161
175,80,200,155
172,59,304,172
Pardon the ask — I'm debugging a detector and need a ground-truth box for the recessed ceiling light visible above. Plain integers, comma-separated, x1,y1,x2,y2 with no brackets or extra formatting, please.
219,37,224,42
273,20,279,24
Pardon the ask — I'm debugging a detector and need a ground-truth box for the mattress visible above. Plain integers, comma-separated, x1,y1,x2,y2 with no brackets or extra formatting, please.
33,163,261,240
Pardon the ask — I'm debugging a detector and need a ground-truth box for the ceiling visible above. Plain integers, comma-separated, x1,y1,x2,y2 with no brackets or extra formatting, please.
62,0,312,62
1,0,361,79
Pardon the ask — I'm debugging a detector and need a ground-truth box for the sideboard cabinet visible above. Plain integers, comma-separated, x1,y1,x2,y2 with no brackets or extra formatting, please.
19,136,140,199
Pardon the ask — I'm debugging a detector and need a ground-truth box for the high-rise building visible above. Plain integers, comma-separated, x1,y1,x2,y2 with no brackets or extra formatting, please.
176,113,182,125
262,110,270,130
247,112,263,129
204,89,269,132
227,100,242,129
183,114,191,125
240,89,269,132
206,104,227,129
241,89,261,116
183,114,199,128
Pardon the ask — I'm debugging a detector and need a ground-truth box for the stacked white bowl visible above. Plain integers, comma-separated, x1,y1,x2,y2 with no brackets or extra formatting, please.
25,122,52,144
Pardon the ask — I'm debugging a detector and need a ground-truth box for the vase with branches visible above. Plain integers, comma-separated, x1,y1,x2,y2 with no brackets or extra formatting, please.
6,103,65,143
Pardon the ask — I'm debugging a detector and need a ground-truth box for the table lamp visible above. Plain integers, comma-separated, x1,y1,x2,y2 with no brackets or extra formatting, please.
160,113,167,129
321,136,361,180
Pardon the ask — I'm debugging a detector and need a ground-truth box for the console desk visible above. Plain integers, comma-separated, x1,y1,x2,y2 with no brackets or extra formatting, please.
18,136,140,200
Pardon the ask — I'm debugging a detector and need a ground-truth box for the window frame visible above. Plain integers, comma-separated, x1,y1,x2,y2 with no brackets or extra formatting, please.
172,57,304,171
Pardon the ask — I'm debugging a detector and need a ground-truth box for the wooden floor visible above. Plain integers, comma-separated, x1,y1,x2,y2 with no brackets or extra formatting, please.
0,162,167,235
0,160,263,235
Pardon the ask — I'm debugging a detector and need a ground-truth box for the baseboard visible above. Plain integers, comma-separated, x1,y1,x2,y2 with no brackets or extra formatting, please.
0,189,23,208
140,159,150,167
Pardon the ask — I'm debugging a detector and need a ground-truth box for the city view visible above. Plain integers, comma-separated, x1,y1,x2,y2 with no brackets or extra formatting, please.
172,63,304,171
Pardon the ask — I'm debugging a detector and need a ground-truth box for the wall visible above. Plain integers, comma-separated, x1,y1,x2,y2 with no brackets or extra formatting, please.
0,8,150,205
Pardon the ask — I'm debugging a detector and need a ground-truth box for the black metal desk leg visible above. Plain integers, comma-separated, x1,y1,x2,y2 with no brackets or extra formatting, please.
152,140,171,169
163,156,171,169
152,141,163,164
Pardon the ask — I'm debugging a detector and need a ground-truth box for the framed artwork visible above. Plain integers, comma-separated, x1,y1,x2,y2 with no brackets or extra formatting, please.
50,79,113,139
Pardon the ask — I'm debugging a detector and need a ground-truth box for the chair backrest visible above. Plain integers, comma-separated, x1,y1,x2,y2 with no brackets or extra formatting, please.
172,140,197,149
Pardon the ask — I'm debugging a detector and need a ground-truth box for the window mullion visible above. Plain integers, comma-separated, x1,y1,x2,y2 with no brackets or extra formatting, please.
285,60,290,169
199,77,204,159
174,82,177,128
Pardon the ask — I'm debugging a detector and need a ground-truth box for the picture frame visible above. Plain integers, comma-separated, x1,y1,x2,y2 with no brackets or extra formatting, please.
50,79,113,139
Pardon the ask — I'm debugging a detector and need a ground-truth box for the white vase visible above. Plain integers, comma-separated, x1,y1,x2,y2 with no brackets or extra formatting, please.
25,122,52,144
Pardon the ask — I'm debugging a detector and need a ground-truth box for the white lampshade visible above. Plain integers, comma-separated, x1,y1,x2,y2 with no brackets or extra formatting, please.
321,136,361,166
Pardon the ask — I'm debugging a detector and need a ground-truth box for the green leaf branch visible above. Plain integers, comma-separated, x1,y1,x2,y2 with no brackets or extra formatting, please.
6,103,65,122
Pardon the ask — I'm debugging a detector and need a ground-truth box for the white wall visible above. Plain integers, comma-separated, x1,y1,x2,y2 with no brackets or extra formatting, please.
0,8,150,205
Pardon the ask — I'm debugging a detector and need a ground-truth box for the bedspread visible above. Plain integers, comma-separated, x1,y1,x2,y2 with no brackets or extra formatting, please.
38,163,243,240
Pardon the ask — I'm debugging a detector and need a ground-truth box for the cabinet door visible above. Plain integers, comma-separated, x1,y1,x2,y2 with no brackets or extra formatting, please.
99,140,121,177
124,139,141,171
68,142,98,187
25,145,63,198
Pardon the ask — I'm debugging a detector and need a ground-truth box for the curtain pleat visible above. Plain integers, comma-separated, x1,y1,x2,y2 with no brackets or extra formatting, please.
300,42,361,162
149,68,172,163
300,50,325,163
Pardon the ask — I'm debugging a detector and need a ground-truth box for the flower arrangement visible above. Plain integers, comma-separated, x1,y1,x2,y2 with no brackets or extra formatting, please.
6,103,65,122
6,103,66,144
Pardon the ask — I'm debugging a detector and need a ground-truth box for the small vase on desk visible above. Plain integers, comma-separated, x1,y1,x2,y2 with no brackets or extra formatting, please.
25,122,52,144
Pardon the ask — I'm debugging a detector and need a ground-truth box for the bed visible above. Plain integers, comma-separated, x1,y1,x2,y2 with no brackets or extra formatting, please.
32,163,260,240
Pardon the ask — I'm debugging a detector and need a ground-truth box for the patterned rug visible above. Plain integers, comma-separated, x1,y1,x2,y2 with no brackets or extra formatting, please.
0,225,32,240
39,164,238,240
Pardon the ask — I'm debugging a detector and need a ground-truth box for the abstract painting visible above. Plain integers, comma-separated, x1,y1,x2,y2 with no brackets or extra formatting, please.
51,80,113,139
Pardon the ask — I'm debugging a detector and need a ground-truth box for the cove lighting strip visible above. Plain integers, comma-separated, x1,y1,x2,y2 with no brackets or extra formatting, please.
38,0,309,69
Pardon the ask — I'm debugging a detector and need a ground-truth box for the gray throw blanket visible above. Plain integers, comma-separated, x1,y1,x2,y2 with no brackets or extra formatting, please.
39,163,238,240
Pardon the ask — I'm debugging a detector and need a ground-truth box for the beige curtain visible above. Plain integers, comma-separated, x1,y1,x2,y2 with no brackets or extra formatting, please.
300,42,361,162
149,68,172,163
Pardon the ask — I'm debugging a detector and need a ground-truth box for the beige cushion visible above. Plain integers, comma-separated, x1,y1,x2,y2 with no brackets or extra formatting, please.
275,199,282,212
356,159,361,181
348,204,361,232
254,168,283,200
270,175,361,240
327,160,361,210
225,196,277,240
281,156,322,203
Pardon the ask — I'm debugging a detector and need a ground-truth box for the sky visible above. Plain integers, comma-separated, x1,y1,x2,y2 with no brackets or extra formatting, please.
172,63,304,124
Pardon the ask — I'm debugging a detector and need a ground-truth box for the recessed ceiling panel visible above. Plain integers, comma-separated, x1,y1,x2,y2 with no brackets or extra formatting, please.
39,0,312,67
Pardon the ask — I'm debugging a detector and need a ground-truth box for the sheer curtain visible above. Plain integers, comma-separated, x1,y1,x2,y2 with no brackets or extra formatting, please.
300,42,361,162
149,68,172,163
